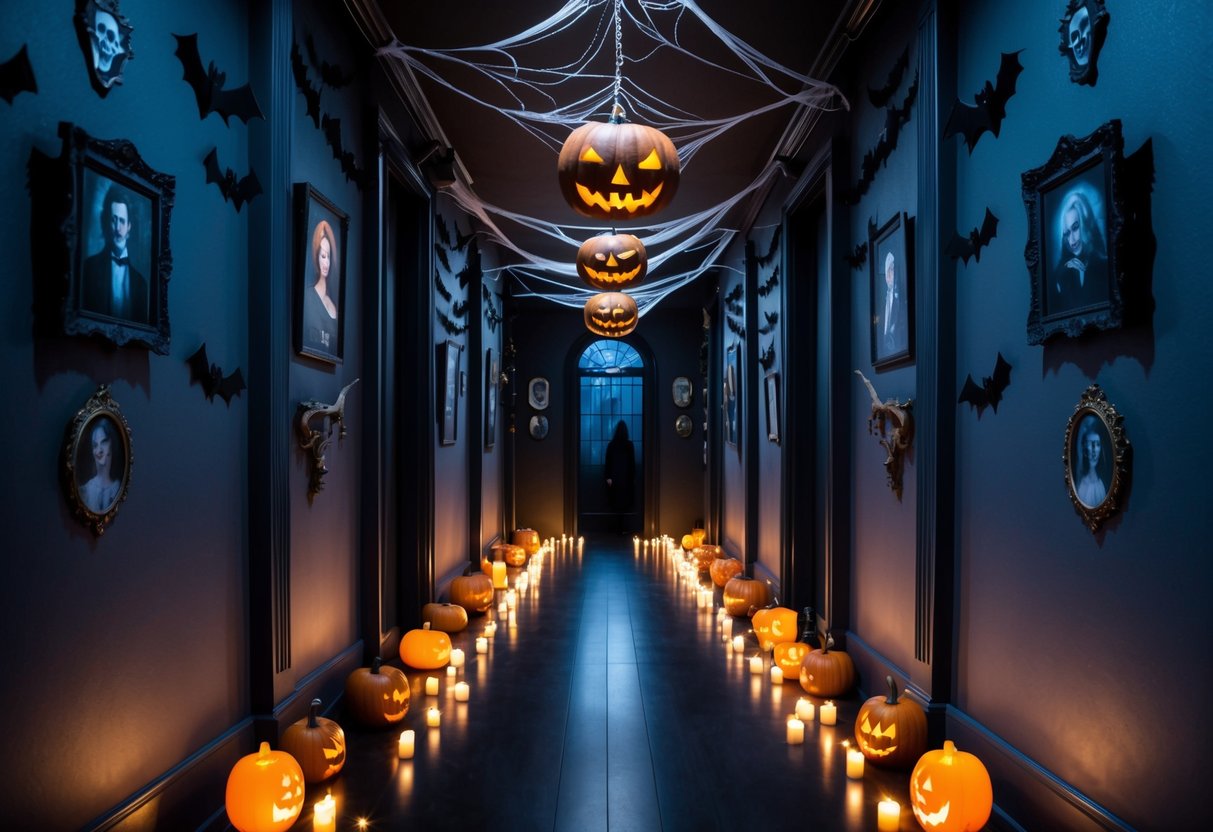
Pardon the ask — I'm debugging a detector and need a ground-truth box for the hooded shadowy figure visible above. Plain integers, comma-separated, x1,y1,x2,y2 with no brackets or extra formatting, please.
604,420,635,528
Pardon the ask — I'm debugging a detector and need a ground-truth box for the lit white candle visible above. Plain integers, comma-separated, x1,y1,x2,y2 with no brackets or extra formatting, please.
749,655,763,675
721,617,734,641
795,698,815,722
425,706,441,728
633,536,640,555
450,648,465,668
498,600,509,616
786,716,805,745
446,665,457,678
485,620,497,638
877,799,900,832
578,535,584,552
845,743,864,779
425,676,439,696
454,681,470,702
492,561,507,589
313,790,336,832
475,637,488,654
819,700,837,725
732,635,745,653
770,666,784,685
506,589,517,610
397,730,415,760
725,636,734,655
508,609,517,628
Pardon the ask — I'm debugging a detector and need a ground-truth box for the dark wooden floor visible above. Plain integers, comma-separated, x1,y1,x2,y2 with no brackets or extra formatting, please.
307,537,922,831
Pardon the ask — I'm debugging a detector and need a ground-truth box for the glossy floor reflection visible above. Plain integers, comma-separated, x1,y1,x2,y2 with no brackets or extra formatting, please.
294,538,934,831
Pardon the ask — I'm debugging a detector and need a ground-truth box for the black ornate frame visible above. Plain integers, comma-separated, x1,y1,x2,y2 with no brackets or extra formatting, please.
293,182,349,364
1022,119,1125,344
485,348,498,449
1058,0,1109,87
62,385,133,536
74,0,134,96
764,371,780,445
438,339,462,446
869,211,914,370
1062,384,1130,533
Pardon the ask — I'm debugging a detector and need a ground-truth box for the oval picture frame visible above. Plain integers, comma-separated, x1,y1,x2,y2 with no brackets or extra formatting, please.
528,377,550,411
672,376,692,408
674,414,693,438
529,414,549,440
1062,383,1129,533
63,384,133,535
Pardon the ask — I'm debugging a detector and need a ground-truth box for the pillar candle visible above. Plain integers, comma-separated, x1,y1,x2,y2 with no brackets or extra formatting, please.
313,791,336,832
491,561,507,589
846,745,864,779
508,610,517,628
877,799,900,832
786,717,805,745
475,637,488,654
795,698,815,722
485,620,497,638
770,666,784,685
446,665,457,678
721,617,734,642
506,589,517,609
725,636,734,655
819,700,837,725
454,681,469,702
425,706,441,728
450,648,465,668
732,635,745,653
498,600,509,616
425,676,439,696
397,730,415,760
749,655,763,675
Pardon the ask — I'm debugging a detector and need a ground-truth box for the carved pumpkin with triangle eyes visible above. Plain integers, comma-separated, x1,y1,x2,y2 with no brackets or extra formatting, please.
280,698,346,783
224,741,305,832
576,233,648,290
855,675,927,768
558,115,680,220
909,740,993,832
584,291,639,337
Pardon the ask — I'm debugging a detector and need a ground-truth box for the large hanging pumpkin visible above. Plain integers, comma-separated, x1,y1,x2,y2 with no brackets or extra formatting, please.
909,741,993,832
798,631,855,697
576,232,648,290
773,640,810,677
449,572,494,614
422,602,469,633
400,627,452,669
855,675,927,768
584,291,639,338
345,656,410,727
722,574,772,617
751,606,798,651
280,698,346,783
512,528,540,555
709,556,743,587
557,114,680,220
224,742,305,832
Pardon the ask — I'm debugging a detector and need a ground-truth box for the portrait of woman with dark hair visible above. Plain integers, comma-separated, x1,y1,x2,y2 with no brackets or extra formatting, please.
1073,413,1110,508
303,219,339,353
1050,188,1108,316
78,416,123,514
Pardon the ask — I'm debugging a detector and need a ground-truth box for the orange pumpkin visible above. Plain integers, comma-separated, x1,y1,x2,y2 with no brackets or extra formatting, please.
224,742,304,832
722,574,772,617
280,698,346,783
773,641,810,677
709,556,743,587
691,528,706,546
692,544,723,573
400,627,452,669
799,631,855,697
576,232,648,290
681,534,697,552
512,528,540,555
910,741,993,832
493,542,527,567
449,573,494,614
345,656,410,727
422,602,469,633
751,606,798,651
584,291,639,338
557,115,680,220
855,675,927,768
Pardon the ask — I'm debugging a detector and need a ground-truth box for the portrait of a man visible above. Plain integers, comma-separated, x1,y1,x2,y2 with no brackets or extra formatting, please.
878,250,907,357
529,377,549,411
80,176,151,325
1047,181,1108,317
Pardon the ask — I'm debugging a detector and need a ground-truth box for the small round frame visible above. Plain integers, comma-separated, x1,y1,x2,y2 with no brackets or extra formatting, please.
1062,383,1129,533
674,414,693,438
62,384,133,535
528,414,549,440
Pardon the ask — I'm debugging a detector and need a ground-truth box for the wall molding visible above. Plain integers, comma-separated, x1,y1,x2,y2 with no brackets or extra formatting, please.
435,558,472,601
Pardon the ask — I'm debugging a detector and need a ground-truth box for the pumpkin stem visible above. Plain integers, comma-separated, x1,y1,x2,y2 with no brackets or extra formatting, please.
308,698,322,728
884,675,899,705
818,630,829,653
371,656,383,674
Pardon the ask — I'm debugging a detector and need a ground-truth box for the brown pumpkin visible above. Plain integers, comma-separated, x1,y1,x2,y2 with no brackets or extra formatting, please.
345,657,410,727
751,606,798,651
449,572,494,614
422,602,469,633
799,631,855,697
909,740,993,832
773,641,810,677
709,556,743,587
493,542,527,567
400,627,452,669
584,291,639,338
692,544,723,573
557,114,680,220
512,528,540,555
280,698,346,783
855,675,927,769
576,232,648,290
722,574,772,617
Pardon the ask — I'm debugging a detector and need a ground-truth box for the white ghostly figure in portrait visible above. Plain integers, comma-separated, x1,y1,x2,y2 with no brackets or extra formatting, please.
90,8,125,74
1068,5,1091,66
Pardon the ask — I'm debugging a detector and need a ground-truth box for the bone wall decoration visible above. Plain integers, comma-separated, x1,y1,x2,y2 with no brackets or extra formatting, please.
75,0,133,97
1059,0,1109,86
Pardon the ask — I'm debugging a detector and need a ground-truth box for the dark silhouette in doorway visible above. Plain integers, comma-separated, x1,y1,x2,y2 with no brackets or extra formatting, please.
604,420,635,533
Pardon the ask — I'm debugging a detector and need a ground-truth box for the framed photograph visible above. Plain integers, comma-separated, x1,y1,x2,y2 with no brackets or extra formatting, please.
672,376,693,408
764,371,780,445
294,183,349,364
675,414,693,438
528,414,549,440
723,345,740,448
1022,120,1127,344
47,123,174,354
1058,0,1109,87
74,0,134,96
1063,383,1130,532
62,385,133,536
869,211,913,370
485,348,498,449
438,340,462,446
528,377,549,411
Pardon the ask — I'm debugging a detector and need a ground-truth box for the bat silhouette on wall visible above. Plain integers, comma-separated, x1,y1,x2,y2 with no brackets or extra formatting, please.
203,148,261,212
173,34,264,125
845,241,868,270
434,270,453,302
759,340,776,371
946,208,999,265
453,224,475,252
754,225,782,268
320,114,364,188
958,352,1012,415
452,299,468,319
483,285,502,331
848,73,919,203
435,214,453,249
187,343,246,405
867,46,909,108
725,315,745,338
434,244,451,273
289,40,322,128
757,265,780,297
438,312,468,336
0,44,37,104
944,50,1023,154
304,33,354,89
456,239,481,289
758,310,779,335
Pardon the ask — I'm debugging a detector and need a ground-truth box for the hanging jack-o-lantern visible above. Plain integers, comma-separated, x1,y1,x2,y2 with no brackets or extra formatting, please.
798,631,855,697
909,740,993,832
751,606,798,651
584,291,639,338
345,657,410,727
400,627,453,669
557,114,680,220
449,572,494,614
576,233,648,290
854,675,927,768
224,741,305,832
280,698,346,783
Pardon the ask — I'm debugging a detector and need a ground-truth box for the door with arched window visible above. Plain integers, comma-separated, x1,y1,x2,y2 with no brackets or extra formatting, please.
577,340,643,534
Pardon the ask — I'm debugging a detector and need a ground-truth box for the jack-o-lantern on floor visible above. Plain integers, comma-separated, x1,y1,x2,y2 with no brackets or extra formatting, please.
400,627,453,669
751,605,798,651
225,742,305,832
799,631,855,697
576,232,648,290
584,291,639,338
449,572,494,614
854,675,926,768
345,656,410,727
909,740,993,832
280,698,346,783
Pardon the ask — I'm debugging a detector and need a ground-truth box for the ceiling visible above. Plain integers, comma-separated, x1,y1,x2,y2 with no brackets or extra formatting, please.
360,0,873,306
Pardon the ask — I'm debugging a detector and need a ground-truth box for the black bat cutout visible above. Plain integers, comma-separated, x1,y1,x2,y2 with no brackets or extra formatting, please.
434,270,452,302
1,44,37,104
203,148,262,213
945,50,1023,154
946,208,999,265
754,225,782,268
482,285,502,331
723,284,742,304
757,265,780,297
726,299,744,317
173,34,264,125
453,224,475,252
847,72,919,204
867,47,909,108
187,343,246,405
759,341,776,371
290,40,322,129
435,214,453,249
456,239,481,289
725,315,745,338
452,299,468,319
304,32,355,89
758,310,779,335
958,352,1012,415
320,114,364,188
438,312,467,335
434,244,451,273
845,241,868,270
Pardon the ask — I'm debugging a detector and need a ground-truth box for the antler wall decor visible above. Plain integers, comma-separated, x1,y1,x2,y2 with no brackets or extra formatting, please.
854,370,914,499
297,378,359,500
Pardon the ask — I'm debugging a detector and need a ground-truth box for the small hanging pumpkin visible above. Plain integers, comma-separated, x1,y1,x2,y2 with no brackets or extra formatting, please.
576,232,648,290
224,742,305,832
709,556,743,587
449,572,494,614
751,606,798,651
280,698,346,783
722,574,772,617
557,113,680,220
855,675,927,768
799,631,855,697
692,544,723,573
773,640,810,677
512,528,540,555
909,740,993,832
345,656,410,727
400,627,452,669
584,291,639,338
422,602,469,633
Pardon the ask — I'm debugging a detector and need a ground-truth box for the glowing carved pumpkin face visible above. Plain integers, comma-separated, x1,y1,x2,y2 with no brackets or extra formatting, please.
909,740,993,832
576,233,648,290
344,657,410,727
400,627,453,669
584,292,639,337
854,675,926,768
558,119,680,219
751,606,798,651
224,742,305,832
773,641,809,676
279,698,347,783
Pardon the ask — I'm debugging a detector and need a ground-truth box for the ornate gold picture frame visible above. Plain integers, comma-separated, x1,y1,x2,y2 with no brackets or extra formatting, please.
1062,383,1130,532
62,385,133,535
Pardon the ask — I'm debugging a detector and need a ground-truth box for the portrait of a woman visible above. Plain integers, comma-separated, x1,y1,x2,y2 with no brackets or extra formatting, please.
303,219,339,354
1073,413,1110,508
79,416,123,514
